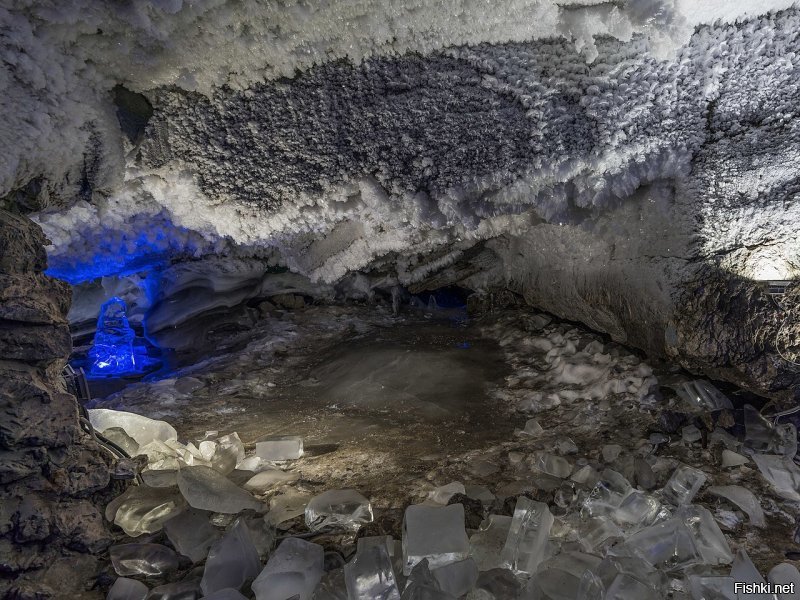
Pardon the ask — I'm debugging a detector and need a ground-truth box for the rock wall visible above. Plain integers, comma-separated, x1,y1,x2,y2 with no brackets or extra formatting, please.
0,210,113,598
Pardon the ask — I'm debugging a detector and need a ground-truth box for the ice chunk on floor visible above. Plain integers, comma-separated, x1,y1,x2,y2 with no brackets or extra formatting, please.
499,497,554,575
147,579,201,599
424,482,466,506
469,515,512,571
432,558,478,598
602,445,622,463
200,589,249,600
199,432,245,474
522,552,602,600
344,543,401,600
106,485,185,537
109,543,179,577
521,419,543,436
467,568,522,599
685,575,735,600
612,490,665,531
707,486,765,528
88,408,177,447
163,508,221,563
679,506,733,566
721,450,748,468
768,563,800,600
252,537,324,600
255,436,304,460
622,505,731,570
464,485,495,505
201,518,261,595
107,577,148,600
403,504,470,575
243,468,300,492
674,381,733,412
604,573,661,600
730,550,772,600
177,465,264,514
660,465,706,506
682,425,702,444
101,427,140,457
579,516,623,551
751,454,800,501
267,491,312,525
305,489,373,532
238,455,276,473
532,452,572,478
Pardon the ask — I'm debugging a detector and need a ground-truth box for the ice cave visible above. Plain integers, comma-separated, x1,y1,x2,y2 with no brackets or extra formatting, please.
3,1,800,598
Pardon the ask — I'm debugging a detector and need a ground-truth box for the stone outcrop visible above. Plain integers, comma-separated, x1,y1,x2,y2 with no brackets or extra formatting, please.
0,210,113,599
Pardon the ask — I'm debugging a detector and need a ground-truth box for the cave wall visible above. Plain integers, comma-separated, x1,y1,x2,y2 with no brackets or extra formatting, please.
0,210,113,598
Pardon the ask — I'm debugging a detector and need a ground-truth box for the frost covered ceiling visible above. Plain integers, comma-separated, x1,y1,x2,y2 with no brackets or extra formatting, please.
3,0,800,398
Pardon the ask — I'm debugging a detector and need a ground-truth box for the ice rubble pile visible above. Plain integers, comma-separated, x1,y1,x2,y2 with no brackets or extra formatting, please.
97,370,800,600
485,314,659,414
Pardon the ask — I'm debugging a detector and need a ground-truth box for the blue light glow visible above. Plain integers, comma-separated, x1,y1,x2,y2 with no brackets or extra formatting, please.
88,296,156,377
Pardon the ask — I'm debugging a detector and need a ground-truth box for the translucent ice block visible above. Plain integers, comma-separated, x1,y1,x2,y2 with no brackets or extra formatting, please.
252,537,324,600
579,516,623,551
431,558,479,598
101,427,140,458
201,589,249,600
109,543,179,577
243,468,300,492
469,515,512,571
612,491,665,530
255,436,304,461
426,482,465,506
499,497,554,575
201,519,261,595
674,380,733,412
730,550,771,600
685,575,735,600
522,419,544,436
305,489,373,532
678,506,732,566
707,485,765,528
532,452,572,478
344,543,401,600
88,408,177,447
752,454,800,501
163,508,221,563
106,577,148,600
660,465,706,506
177,465,264,514
267,491,312,525
403,504,470,575
768,563,800,600
523,552,602,600
107,485,185,537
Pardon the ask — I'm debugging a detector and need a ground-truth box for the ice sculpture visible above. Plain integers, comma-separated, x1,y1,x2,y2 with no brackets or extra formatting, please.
88,297,146,377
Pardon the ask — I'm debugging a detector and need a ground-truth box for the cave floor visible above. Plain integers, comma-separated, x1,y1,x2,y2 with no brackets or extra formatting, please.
89,303,798,593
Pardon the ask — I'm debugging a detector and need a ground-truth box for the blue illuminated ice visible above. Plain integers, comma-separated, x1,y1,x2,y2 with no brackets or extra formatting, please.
88,297,143,376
